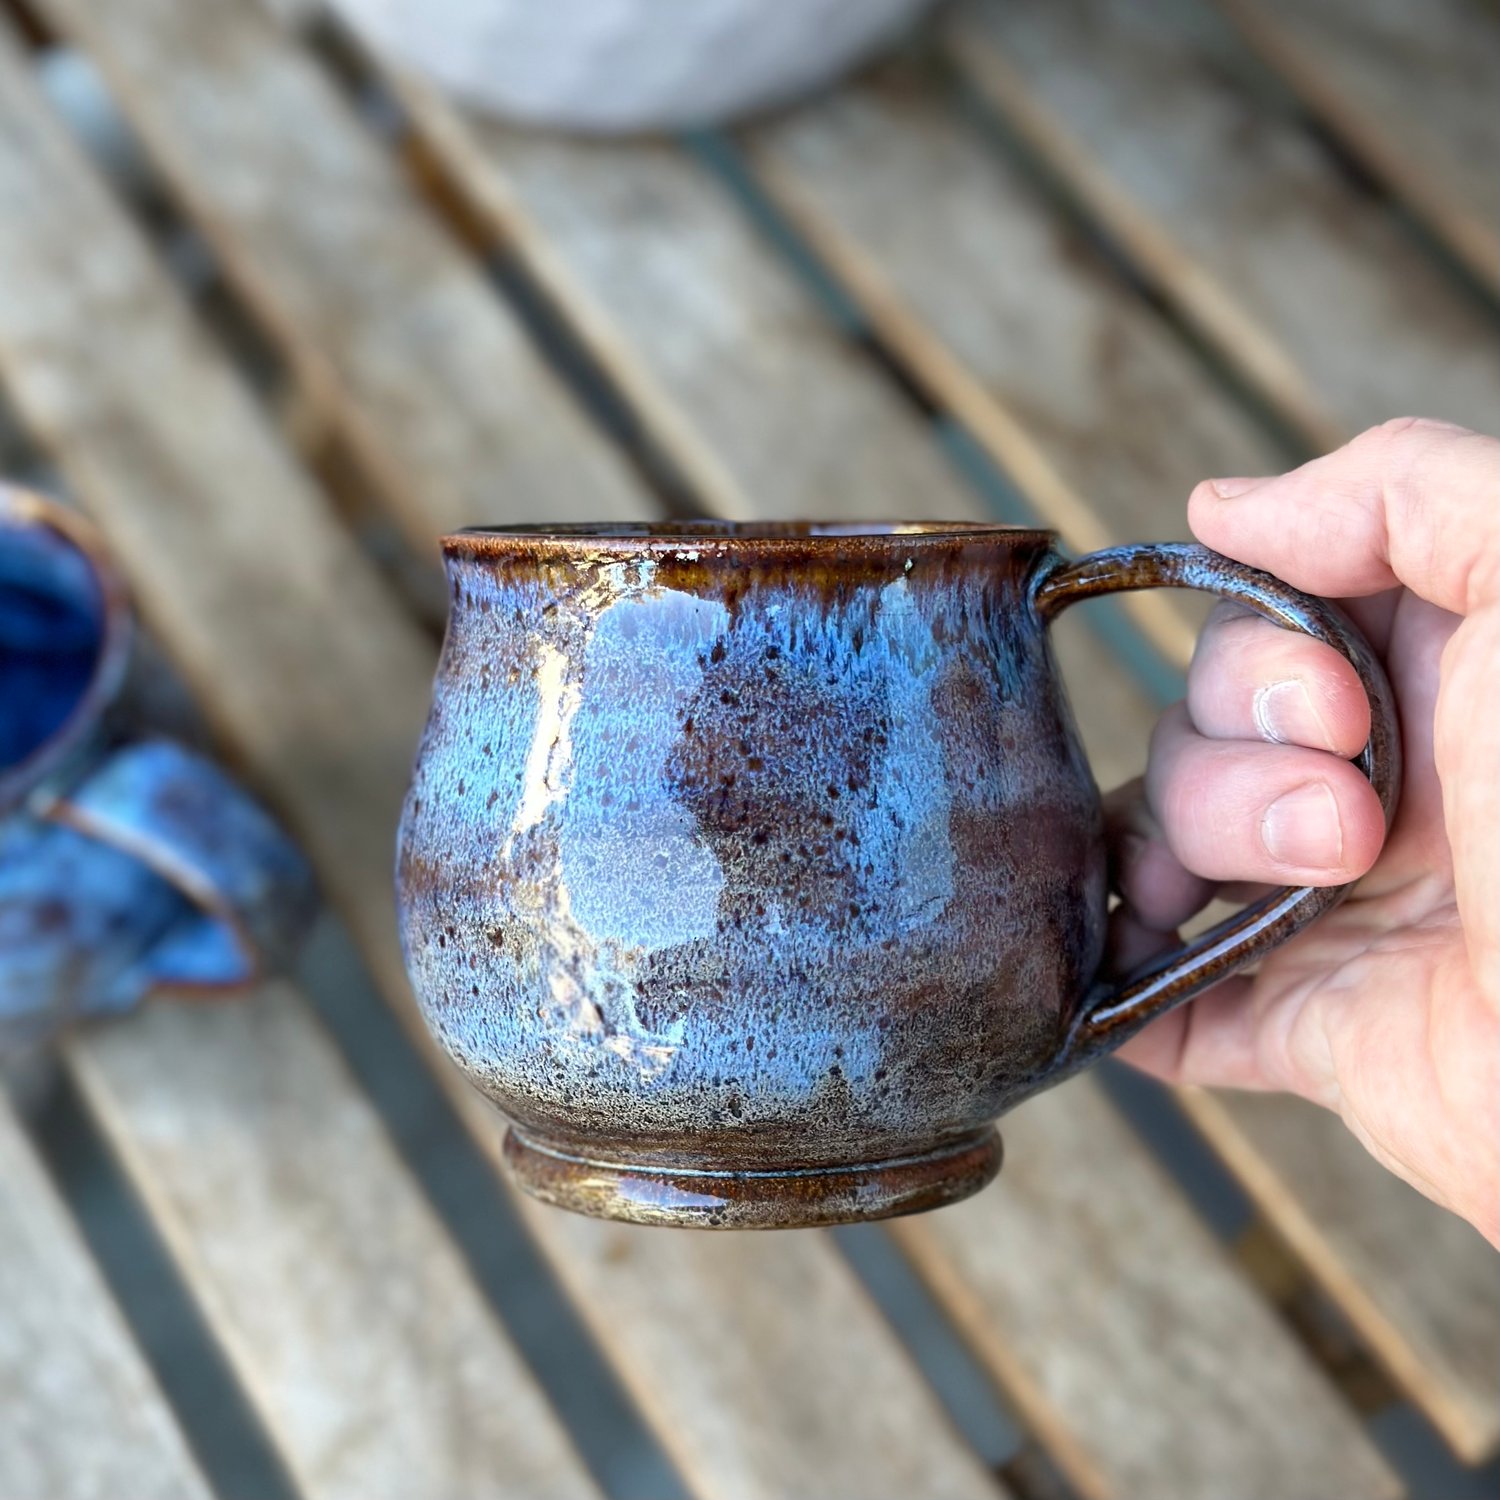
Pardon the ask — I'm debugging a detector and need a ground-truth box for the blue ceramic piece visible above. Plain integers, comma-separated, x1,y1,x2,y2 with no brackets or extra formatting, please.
0,484,316,1056
396,523,1399,1228
0,516,106,772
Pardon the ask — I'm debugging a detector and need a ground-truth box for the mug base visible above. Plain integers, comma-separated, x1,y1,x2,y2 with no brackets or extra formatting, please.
503,1126,1002,1229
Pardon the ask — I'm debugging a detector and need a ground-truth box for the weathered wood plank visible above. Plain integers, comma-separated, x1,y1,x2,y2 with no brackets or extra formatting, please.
256,0,319,23
1216,0,1500,298
509,1187,1005,1500
944,0,1500,440
0,35,1013,1496
1186,1088,1500,1463
33,0,648,551
0,1093,212,1500
743,58,1281,668
65,990,601,1500
371,71,972,525
892,1080,1402,1500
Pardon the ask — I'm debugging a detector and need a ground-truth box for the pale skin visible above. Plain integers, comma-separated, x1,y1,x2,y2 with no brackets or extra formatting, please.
1108,417,1499,1247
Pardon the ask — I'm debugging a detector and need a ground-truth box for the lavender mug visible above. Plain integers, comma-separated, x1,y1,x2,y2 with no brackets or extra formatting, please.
0,485,314,1059
397,523,1398,1228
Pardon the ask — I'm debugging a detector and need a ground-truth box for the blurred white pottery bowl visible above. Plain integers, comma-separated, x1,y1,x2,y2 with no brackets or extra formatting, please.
330,0,940,132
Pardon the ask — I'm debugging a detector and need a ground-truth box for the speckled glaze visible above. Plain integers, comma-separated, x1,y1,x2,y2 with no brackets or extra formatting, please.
0,485,316,1060
397,523,1398,1228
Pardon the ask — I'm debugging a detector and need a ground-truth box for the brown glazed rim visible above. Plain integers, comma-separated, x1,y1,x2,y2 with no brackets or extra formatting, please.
445,520,1055,561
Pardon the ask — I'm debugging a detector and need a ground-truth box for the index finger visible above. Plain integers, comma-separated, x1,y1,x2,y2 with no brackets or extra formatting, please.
1189,418,1499,617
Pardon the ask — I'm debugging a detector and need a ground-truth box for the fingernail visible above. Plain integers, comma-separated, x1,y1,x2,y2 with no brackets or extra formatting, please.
1253,679,1338,751
1209,476,1269,499
1261,781,1344,870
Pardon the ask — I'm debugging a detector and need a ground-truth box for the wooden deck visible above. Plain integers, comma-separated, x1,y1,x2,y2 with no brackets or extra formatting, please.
0,0,1495,1494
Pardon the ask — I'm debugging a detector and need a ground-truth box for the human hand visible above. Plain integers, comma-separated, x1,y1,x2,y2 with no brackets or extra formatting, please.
1109,418,1498,1245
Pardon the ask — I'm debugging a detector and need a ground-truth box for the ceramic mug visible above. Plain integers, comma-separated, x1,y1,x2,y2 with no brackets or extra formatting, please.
396,523,1398,1228
0,484,315,1058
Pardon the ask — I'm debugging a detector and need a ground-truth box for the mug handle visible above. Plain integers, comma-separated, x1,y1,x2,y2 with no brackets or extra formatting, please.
42,740,316,1000
1032,541,1401,1071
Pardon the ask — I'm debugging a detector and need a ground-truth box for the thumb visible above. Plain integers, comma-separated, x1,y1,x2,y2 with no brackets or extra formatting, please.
1189,418,1499,617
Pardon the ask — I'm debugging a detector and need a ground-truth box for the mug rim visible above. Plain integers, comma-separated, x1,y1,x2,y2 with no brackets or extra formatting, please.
0,484,134,810
444,520,1055,555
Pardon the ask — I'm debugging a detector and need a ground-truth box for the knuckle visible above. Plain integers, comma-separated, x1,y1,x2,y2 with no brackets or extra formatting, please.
1349,419,1466,500
1370,415,1470,441
1192,612,1306,694
1148,700,1192,755
1149,736,1213,842
1191,607,1257,672
1205,598,1258,631
1362,418,1471,504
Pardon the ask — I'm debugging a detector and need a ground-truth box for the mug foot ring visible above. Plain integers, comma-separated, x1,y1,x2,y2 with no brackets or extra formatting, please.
503,1126,1002,1228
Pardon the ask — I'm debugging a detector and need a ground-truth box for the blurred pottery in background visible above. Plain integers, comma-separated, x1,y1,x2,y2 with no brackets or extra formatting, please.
396,524,1397,1229
330,0,939,132
0,484,315,1060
